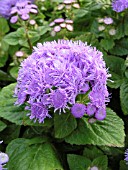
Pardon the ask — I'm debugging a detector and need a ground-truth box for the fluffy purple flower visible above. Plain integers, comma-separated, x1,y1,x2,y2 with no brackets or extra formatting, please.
112,0,128,12
86,103,96,116
0,0,16,18
124,149,128,164
95,108,106,120
15,40,109,123
71,103,86,118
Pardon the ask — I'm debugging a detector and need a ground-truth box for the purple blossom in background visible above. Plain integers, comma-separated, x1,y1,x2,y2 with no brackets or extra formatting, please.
10,0,37,23
0,0,37,23
103,17,113,25
0,141,9,169
54,18,65,23
0,0,16,18
124,149,128,164
15,40,109,123
49,18,74,35
112,0,128,12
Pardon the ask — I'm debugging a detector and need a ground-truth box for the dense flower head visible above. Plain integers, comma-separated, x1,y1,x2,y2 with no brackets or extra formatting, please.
112,0,128,12
71,103,86,118
15,40,109,123
49,18,73,36
0,0,37,23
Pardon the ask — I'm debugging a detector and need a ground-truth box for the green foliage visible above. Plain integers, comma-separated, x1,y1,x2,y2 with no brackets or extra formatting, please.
104,55,126,88
54,112,77,138
6,138,63,170
110,38,128,56
0,18,9,35
0,120,7,132
120,80,128,115
0,0,128,169
67,154,91,170
65,108,125,147
0,124,20,144
67,153,108,170
4,32,19,45
100,39,115,51
83,146,104,160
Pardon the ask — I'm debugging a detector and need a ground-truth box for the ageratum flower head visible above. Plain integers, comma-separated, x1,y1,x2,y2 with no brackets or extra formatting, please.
112,0,128,12
15,40,109,123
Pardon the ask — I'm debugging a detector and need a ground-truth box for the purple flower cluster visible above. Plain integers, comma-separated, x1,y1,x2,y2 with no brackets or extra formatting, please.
15,40,109,123
0,141,9,169
49,18,73,36
0,0,37,23
125,149,128,164
112,0,128,12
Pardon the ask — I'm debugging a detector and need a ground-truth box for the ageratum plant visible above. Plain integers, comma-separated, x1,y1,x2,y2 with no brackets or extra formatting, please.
15,40,110,123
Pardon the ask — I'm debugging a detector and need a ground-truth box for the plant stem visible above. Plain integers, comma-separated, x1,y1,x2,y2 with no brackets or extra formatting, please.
25,25,33,50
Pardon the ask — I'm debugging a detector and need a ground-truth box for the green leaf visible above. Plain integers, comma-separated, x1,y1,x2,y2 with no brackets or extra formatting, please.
115,22,124,40
54,112,77,138
83,146,104,160
120,160,128,170
67,154,91,170
110,38,128,56
0,18,9,35
0,83,53,127
100,39,115,51
104,55,125,76
0,51,8,68
124,16,128,36
120,80,128,115
0,124,20,144
0,120,7,132
1,39,9,51
107,73,124,89
65,108,125,147
9,66,19,79
4,32,19,45
37,26,51,36
75,8,89,18
0,70,14,81
91,155,108,170
74,33,98,47
104,55,125,88
90,3,102,10
6,138,63,170
28,30,40,44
